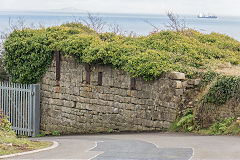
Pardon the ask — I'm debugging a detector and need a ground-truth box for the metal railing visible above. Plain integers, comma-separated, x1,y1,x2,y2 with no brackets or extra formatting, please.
0,81,40,136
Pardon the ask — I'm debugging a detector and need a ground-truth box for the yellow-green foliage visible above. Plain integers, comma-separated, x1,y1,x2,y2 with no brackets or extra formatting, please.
3,23,240,84
0,113,11,132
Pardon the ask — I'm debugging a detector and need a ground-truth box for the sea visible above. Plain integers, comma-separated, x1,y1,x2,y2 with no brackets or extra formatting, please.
0,11,240,41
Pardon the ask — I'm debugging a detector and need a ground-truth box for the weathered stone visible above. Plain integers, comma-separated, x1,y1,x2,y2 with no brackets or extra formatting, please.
176,89,184,96
63,100,75,108
194,79,201,86
182,81,188,87
73,87,80,96
174,81,183,89
113,108,119,114
167,71,185,80
187,80,195,85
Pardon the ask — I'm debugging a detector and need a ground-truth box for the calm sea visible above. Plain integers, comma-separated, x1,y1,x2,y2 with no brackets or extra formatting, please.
0,11,240,41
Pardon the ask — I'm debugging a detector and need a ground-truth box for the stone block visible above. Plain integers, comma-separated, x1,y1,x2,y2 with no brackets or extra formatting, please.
187,80,195,85
167,71,185,80
49,99,58,105
169,102,175,109
103,77,114,87
175,89,184,96
174,81,183,89
73,87,80,96
194,79,201,86
63,100,75,108
182,81,188,87
41,84,49,91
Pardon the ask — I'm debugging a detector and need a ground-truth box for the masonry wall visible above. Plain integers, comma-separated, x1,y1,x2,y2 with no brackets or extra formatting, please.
40,55,192,134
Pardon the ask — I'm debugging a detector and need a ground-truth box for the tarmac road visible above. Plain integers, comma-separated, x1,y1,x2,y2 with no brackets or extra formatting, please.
6,133,240,160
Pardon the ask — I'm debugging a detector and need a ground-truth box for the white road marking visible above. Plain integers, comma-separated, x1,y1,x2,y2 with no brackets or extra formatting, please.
88,141,104,160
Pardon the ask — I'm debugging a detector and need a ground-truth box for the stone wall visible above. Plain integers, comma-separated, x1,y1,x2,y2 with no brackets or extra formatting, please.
40,55,196,134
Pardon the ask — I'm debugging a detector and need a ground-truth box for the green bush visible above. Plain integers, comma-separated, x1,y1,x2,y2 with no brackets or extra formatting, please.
203,76,240,105
207,117,235,135
225,122,240,135
169,109,197,132
3,23,240,84
3,29,54,84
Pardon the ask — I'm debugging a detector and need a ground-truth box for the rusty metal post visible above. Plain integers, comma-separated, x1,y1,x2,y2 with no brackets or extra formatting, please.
55,51,61,82
98,72,103,86
130,78,136,90
85,64,90,84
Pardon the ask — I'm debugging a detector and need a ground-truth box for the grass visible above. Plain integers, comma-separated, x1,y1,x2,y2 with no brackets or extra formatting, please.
0,130,52,156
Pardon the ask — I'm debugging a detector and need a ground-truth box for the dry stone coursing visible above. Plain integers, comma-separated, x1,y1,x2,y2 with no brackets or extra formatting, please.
40,55,198,134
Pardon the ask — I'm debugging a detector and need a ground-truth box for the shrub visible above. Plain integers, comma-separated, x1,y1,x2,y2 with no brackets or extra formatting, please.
3,29,54,84
203,76,240,105
3,23,240,84
207,117,235,135
169,109,197,132
0,112,11,132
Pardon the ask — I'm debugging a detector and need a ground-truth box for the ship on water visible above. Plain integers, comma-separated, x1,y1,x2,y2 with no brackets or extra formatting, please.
197,13,217,19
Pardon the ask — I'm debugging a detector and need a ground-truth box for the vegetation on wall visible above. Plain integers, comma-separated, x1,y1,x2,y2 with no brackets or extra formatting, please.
3,22,240,84
170,111,240,136
169,109,197,132
202,75,240,105
199,71,218,87
170,72,240,135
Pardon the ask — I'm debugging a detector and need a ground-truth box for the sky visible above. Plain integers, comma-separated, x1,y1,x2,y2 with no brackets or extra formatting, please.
0,0,239,16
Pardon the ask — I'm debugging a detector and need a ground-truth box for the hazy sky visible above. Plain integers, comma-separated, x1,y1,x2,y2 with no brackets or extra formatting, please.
0,0,239,16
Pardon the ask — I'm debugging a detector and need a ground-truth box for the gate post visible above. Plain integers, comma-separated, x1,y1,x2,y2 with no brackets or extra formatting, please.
32,84,40,136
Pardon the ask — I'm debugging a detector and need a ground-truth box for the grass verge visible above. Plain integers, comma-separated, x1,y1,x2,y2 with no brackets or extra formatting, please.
0,130,52,156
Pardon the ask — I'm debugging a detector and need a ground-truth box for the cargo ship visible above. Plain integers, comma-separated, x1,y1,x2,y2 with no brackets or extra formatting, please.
197,13,217,19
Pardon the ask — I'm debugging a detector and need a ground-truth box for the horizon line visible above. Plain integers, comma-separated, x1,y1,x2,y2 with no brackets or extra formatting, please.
0,9,238,17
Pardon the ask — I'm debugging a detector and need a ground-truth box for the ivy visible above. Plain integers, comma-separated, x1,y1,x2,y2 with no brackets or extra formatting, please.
3,23,240,84
200,71,218,87
203,76,240,105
